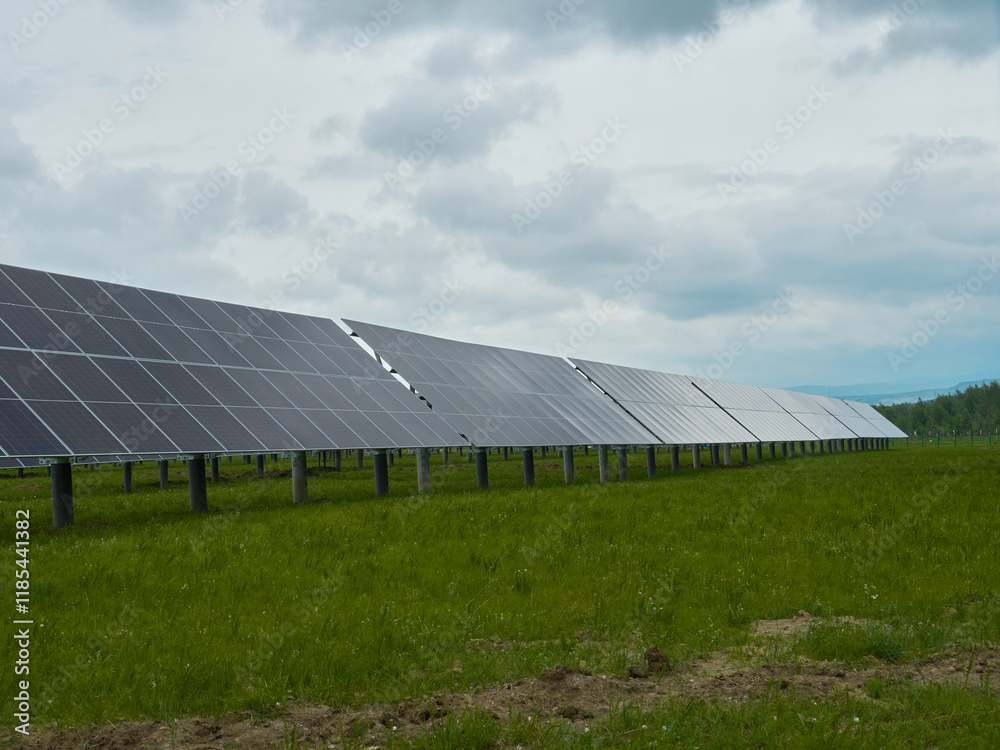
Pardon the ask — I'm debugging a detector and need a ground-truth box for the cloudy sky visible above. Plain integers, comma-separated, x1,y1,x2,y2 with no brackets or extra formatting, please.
2,0,998,390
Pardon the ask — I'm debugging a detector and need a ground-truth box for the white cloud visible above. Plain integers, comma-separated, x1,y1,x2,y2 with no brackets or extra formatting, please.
0,0,997,388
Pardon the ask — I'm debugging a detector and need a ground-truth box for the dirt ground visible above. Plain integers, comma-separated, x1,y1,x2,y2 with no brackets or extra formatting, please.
12,614,1000,749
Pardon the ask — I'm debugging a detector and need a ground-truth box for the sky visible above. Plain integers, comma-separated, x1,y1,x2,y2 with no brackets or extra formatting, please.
1,0,998,390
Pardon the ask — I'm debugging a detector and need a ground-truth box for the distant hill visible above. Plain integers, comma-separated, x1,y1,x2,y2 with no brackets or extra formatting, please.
789,376,1000,406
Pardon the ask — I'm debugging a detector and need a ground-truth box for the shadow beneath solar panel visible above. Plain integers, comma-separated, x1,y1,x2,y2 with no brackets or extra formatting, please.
0,471,47,479
0,481,45,490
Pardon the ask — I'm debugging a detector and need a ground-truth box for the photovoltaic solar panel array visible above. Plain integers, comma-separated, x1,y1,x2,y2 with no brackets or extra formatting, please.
760,388,861,440
343,320,658,448
570,360,904,443
564,360,757,445
345,322,904,448
0,264,458,460
686,378,818,442
0,263,904,464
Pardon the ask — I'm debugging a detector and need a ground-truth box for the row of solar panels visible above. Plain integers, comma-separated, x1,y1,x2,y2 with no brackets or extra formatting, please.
0,263,904,466
346,321,905,449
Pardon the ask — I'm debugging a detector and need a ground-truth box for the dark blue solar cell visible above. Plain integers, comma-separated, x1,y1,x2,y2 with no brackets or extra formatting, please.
364,380,417,412
309,317,354,346
43,354,129,403
0,350,76,401
393,354,441,385
411,384,455,413
92,357,177,404
97,282,172,324
331,411,390,446
49,273,130,319
85,402,179,454
0,375,16,399
220,334,284,370
295,374,354,409
184,365,257,407
314,345,372,377
254,337,316,373
261,371,324,409
348,348,391,380
226,407,299,450
1,266,81,312
393,411,455,445
26,400,125,454
140,362,220,406
322,347,379,380
189,406,266,452
286,341,345,375
217,303,281,338
139,404,223,453
182,328,251,367
141,290,210,329
287,315,338,345
223,368,293,408
329,376,389,412
0,400,67,456
259,311,308,341
42,310,129,357
264,408,331,448
298,410,363,448
178,296,242,333
0,267,35,307
0,317,23,348
94,317,173,360
0,304,82,354
364,411,418,447
140,322,212,364
431,386,477,415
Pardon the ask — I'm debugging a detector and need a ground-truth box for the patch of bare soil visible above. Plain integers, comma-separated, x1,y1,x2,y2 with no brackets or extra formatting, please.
753,610,867,637
13,643,1000,749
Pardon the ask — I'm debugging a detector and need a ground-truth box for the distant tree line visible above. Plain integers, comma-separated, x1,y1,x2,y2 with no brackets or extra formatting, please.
874,381,1000,436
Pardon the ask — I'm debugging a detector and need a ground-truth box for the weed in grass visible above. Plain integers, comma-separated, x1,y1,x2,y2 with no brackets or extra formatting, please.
866,677,887,700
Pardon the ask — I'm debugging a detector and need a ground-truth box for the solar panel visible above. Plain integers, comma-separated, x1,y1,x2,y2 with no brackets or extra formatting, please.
811,393,862,419
761,388,858,440
97,282,172,324
0,317,23,349
571,360,758,444
42,309,130,357
843,399,907,438
2,265,82,311
688,377,819,442
0,399,67,455
86,402,179,453
0,263,460,458
0,304,84,353
347,321,658,448
26,401,126,454
92,318,173,360
42,355,130,403
805,393,882,439
49,272,131,319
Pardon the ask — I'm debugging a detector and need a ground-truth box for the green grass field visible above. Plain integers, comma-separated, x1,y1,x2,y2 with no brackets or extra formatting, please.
2,442,999,747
